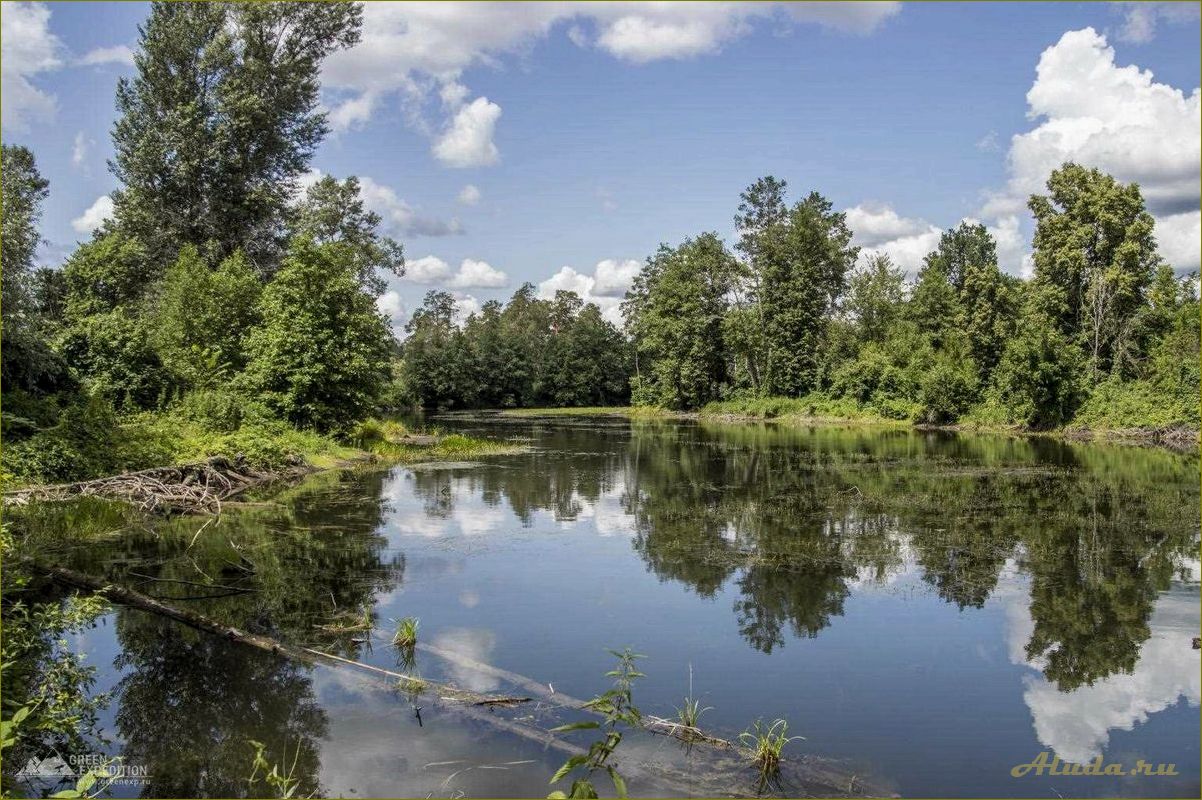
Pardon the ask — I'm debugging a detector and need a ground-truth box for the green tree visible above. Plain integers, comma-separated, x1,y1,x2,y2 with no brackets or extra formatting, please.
401,291,466,409
290,174,404,295
239,237,392,431
758,192,858,396
152,246,263,388
110,1,362,267
845,253,905,344
624,234,737,409
1,144,70,396
1029,164,1158,380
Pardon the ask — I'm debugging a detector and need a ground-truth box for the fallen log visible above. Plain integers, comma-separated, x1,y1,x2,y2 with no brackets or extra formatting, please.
37,561,892,797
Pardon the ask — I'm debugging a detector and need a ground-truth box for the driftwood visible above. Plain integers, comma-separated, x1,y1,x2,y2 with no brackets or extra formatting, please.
38,562,891,797
3,456,304,514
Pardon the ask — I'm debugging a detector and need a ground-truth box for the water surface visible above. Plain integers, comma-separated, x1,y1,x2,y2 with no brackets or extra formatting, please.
11,415,1201,797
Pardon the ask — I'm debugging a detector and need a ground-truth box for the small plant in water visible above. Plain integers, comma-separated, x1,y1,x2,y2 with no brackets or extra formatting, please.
547,647,645,798
674,664,711,731
247,739,304,798
392,616,419,648
739,718,801,781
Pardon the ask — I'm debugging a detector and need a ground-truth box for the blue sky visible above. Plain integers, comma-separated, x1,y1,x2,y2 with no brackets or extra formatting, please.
2,1,1199,329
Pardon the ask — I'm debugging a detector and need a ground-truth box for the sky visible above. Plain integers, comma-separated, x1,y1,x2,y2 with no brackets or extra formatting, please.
2,1,1200,332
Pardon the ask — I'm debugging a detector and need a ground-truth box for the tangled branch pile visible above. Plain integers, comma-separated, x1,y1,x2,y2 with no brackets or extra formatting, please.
2,456,298,514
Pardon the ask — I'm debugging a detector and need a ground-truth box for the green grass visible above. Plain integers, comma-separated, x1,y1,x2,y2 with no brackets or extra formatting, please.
739,718,801,778
674,695,712,729
391,616,419,648
702,394,905,424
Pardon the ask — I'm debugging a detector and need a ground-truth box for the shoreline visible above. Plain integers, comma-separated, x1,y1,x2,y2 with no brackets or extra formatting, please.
490,406,1200,451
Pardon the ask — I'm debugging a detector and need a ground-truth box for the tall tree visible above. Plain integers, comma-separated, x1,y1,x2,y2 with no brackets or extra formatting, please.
845,253,905,344
1029,163,1158,380
1,144,66,394
624,233,737,409
758,192,858,396
290,174,404,295
110,1,362,268
731,176,789,389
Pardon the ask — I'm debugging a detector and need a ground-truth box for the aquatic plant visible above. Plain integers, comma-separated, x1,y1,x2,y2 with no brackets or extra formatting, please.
739,718,801,779
247,739,303,798
392,616,419,648
548,647,645,798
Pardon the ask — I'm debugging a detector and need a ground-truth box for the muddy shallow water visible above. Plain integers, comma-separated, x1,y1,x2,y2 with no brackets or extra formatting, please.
10,415,1201,797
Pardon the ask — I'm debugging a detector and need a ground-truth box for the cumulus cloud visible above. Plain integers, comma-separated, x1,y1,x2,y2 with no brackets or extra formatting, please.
1155,211,1202,272
358,176,464,237
978,28,1200,273
844,203,942,275
1,2,64,132
432,96,502,168
1113,2,1201,44
75,44,134,67
321,2,900,157
453,293,481,323
403,255,508,288
457,184,482,205
71,195,114,234
376,290,406,330
538,258,641,326
404,255,453,284
448,258,507,288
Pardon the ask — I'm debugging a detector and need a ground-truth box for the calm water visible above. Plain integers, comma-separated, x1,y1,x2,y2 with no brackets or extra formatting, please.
10,415,1201,798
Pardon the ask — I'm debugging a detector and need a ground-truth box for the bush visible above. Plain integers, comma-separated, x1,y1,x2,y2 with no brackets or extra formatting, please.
172,387,246,432
917,360,978,424
989,315,1085,429
1072,377,1196,430
1,395,122,483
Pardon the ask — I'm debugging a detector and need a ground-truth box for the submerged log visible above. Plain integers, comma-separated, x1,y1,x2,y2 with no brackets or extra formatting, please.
38,561,892,797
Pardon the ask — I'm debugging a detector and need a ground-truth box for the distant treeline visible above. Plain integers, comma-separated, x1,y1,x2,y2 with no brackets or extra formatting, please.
404,167,1198,431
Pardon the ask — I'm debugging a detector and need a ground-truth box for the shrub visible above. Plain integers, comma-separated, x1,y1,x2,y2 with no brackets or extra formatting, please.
917,360,978,424
172,387,246,432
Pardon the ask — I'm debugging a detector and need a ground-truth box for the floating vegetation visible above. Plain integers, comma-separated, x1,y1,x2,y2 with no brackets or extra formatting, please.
314,607,373,633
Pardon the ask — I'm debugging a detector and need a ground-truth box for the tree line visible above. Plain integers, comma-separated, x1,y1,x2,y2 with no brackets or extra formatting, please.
622,168,1198,429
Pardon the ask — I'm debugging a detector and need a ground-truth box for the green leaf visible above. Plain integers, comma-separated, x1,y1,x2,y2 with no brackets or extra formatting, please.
608,766,628,798
76,771,98,794
549,755,588,784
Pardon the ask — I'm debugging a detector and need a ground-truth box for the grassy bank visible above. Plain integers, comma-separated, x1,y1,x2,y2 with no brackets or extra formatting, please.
1,407,522,491
492,397,1197,448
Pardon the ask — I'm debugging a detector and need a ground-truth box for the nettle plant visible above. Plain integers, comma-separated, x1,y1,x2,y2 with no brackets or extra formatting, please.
547,648,645,799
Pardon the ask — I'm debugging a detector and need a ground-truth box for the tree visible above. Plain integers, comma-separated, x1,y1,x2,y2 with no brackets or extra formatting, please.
758,192,858,396
845,253,905,343
1,144,69,395
110,1,362,268
152,246,263,388
1029,164,1158,380
624,234,737,409
290,174,404,295
401,291,465,409
239,237,393,431
731,176,788,389
62,232,155,320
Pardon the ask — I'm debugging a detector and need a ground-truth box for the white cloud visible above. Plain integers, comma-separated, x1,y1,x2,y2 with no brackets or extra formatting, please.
845,203,942,275
984,27,1200,222
1155,211,1202,272
979,27,1201,276
321,2,900,154
70,195,114,234
376,290,406,330
1113,2,1201,44
453,292,481,323
449,258,508,289
358,176,463,237
976,131,1000,152
432,96,502,168
403,255,453,284
71,131,92,168
538,258,641,326
457,184,482,205
1,2,64,132
75,44,134,67
402,255,508,288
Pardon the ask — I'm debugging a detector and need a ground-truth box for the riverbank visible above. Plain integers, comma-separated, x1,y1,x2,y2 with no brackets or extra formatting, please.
496,401,1199,449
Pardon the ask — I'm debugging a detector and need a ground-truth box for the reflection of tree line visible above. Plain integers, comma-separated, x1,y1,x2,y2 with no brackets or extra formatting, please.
38,469,406,797
412,421,1198,689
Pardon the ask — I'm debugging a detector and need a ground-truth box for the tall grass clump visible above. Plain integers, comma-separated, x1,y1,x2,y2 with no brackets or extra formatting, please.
739,718,802,780
392,616,419,648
